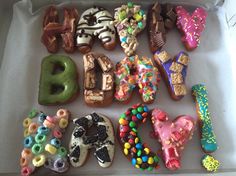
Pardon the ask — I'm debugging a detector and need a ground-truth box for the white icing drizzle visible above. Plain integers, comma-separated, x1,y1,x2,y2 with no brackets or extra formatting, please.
76,6,116,46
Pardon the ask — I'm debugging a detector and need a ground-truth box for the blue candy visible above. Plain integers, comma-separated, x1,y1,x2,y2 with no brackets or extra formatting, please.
24,136,34,148
51,138,61,148
136,113,142,120
121,37,127,42
142,156,148,162
143,106,148,112
131,158,136,166
135,143,142,150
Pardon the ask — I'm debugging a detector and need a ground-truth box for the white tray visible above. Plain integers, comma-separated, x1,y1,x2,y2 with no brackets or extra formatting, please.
0,0,236,175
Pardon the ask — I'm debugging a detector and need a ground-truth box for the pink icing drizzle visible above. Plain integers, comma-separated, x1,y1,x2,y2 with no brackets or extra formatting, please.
151,108,195,170
175,6,207,50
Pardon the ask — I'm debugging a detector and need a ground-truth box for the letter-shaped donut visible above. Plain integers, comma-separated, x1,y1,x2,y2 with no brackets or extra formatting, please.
147,3,177,53
115,55,159,104
118,104,160,171
76,6,116,53
20,109,70,176
113,2,147,56
175,6,207,51
41,6,79,53
69,113,115,168
38,55,79,105
151,108,195,170
192,84,218,153
154,50,189,100
83,52,114,107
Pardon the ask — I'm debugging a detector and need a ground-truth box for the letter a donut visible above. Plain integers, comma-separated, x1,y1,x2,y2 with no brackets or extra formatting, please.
118,103,160,171
69,113,115,168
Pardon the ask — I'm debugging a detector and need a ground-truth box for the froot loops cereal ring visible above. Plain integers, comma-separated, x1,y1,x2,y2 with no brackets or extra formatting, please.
32,155,46,167
118,103,160,171
20,109,70,175
113,2,147,56
56,109,69,119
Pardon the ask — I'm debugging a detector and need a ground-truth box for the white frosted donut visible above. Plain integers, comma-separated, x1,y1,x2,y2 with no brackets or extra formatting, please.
69,113,115,168
76,6,116,53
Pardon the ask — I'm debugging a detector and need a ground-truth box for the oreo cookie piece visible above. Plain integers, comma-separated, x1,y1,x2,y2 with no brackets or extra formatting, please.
94,146,111,163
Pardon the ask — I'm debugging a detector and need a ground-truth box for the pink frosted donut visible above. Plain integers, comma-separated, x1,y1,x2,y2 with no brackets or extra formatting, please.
151,108,195,170
175,6,207,50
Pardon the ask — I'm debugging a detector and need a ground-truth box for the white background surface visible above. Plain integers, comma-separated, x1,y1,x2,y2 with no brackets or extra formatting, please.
0,0,236,175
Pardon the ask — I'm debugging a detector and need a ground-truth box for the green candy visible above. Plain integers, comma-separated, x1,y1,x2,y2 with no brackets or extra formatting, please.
147,166,153,171
132,128,137,133
154,155,159,163
120,113,126,119
119,10,126,21
137,107,143,113
129,121,136,128
137,150,142,157
132,109,138,115
127,2,133,8
38,55,79,105
140,167,145,171
128,27,133,34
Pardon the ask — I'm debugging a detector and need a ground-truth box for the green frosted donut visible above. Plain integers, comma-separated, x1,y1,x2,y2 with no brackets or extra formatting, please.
38,55,79,105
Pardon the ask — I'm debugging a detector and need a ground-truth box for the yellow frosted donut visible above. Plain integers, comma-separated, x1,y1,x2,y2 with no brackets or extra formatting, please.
45,144,57,155
32,155,46,167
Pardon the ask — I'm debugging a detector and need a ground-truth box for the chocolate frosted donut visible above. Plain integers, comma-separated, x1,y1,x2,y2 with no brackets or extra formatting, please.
69,113,115,168
41,6,79,53
76,6,116,53
83,52,114,107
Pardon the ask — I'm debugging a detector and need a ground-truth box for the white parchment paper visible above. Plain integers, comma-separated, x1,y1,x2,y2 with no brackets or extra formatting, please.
0,0,236,175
